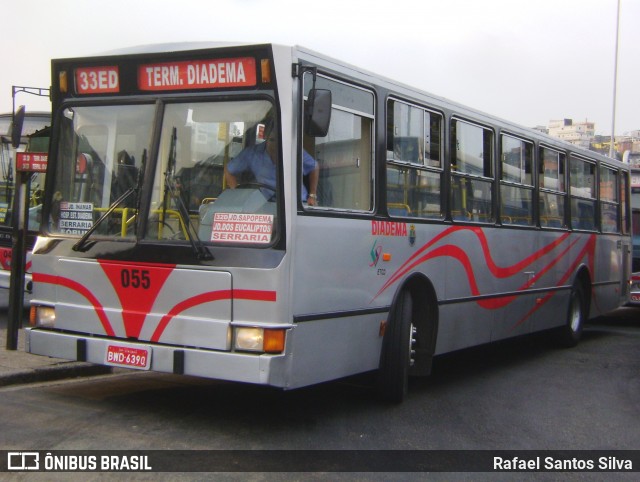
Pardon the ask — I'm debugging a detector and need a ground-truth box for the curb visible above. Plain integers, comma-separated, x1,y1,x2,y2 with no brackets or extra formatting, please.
0,363,113,388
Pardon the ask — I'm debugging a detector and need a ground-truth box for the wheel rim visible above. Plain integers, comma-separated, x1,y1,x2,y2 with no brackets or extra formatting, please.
409,323,417,367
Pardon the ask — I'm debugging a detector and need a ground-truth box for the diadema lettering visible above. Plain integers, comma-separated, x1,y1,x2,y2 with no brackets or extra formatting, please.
371,220,407,237
186,62,247,85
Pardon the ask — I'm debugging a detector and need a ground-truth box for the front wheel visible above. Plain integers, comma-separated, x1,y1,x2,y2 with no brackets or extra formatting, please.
377,290,415,403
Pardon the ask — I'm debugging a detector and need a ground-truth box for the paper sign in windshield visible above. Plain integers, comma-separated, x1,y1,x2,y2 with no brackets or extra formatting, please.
0,203,7,224
58,202,94,235
211,213,273,244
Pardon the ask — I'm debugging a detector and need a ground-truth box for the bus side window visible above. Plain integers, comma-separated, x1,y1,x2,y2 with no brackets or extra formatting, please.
450,119,494,223
386,99,443,219
303,74,374,211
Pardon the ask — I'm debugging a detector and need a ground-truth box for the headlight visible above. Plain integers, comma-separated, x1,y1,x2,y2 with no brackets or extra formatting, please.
30,305,56,327
233,327,285,354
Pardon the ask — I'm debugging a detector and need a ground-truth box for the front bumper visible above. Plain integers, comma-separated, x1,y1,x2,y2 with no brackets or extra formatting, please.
25,328,288,387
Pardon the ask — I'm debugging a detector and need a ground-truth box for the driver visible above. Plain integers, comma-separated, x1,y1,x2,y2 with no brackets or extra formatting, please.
224,124,319,206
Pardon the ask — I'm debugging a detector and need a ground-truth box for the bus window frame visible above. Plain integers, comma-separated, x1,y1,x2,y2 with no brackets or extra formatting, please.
449,116,495,224
538,144,568,231
568,153,598,232
300,72,376,215
385,96,445,220
499,132,535,227
599,163,620,234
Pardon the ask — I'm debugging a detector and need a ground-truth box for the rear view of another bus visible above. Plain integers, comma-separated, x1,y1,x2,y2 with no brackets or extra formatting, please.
0,111,50,293
628,208,640,304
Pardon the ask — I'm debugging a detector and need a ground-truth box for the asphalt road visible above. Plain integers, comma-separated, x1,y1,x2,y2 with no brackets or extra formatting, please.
0,305,638,480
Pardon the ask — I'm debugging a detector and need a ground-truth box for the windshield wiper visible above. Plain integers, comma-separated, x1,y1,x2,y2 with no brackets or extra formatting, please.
72,186,137,252
73,150,147,252
162,127,213,260
131,148,147,233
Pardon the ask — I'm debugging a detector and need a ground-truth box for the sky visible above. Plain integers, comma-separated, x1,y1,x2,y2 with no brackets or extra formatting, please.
3,0,639,136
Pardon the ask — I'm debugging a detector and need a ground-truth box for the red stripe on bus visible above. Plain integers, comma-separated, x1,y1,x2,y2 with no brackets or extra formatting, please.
150,288,277,342
32,272,116,336
99,260,176,339
510,234,597,330
373,229,596,315
484,236,583,310
375,227,571,300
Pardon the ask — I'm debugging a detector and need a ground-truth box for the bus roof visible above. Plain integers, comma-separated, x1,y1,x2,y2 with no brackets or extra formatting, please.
51,42,625,169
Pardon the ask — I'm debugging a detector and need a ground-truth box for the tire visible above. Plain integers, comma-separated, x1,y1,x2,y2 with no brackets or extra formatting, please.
556,281,586,348
378,290,414,403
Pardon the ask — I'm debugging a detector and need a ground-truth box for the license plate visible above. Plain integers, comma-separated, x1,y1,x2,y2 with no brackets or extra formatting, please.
105,343,151,370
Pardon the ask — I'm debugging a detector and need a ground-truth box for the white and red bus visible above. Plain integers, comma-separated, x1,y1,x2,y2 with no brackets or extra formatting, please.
0,111,49,292
26,43,631,401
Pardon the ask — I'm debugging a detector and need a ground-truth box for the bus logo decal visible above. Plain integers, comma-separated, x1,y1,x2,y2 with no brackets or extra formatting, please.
369,240,382,267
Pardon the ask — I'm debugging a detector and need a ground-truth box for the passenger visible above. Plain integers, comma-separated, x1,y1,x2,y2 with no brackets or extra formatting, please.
224,126,319,206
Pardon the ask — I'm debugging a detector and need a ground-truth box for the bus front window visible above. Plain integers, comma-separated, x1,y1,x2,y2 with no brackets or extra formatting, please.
49,104,155,237
146,100,278,246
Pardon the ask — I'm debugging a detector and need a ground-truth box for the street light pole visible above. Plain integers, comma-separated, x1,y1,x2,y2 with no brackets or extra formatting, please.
609,0,621,159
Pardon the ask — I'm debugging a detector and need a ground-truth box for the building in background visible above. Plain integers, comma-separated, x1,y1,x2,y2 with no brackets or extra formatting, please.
542,118,639,166
547,119,595,150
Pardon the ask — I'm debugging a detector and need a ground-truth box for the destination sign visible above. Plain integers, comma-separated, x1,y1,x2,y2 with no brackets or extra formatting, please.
138,57,257,91
75,66,120,94
16,152,48,172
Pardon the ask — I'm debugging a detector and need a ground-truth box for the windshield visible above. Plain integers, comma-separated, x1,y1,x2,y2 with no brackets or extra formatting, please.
48,100,279,247
146,100,277,245
49,104,155,238
0,116,49,233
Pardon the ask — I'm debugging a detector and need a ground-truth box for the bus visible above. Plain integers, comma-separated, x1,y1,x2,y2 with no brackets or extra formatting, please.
0,111,50,292
628,208,640,304
26,43,631,401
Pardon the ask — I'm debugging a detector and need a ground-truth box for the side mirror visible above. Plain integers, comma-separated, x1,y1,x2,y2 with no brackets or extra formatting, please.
304,89,331,137
10,105,26,148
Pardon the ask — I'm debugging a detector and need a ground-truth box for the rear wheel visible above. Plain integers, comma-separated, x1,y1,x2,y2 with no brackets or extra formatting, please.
556,281,586,347
378,290,415,403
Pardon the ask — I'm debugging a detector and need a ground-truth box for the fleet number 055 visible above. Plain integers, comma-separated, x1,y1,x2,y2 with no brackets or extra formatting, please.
120,269,151,289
